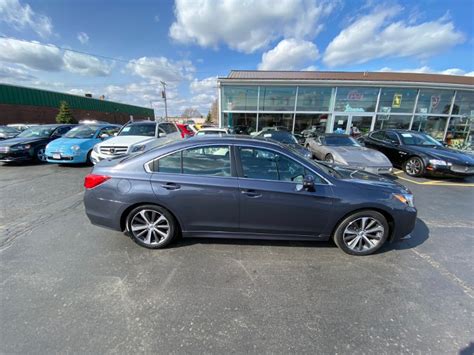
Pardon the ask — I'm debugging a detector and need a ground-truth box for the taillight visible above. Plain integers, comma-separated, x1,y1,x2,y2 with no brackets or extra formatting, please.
84,174,111,189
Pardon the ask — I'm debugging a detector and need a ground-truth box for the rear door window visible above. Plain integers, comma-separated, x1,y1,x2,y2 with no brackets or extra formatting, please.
182,146,230,176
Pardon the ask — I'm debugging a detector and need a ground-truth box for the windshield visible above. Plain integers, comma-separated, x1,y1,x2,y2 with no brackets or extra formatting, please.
322,136,360,147
18,126,55,138
262,132,298,144
400,132,443,146
64,125,98,139
0,127,19,134
119,123,156,137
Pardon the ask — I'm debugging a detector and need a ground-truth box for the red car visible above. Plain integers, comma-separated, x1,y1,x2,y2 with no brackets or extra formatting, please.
176,123,195,138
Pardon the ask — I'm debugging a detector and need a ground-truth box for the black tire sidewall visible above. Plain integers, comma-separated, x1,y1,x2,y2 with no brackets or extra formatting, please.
404,157,424,177
333,210,389,256
126,205,177,249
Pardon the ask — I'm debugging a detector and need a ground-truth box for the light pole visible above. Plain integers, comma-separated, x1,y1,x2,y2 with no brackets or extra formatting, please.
161,81,168,121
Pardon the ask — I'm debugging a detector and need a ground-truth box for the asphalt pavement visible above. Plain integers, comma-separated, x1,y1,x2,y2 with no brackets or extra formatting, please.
0,163,473,354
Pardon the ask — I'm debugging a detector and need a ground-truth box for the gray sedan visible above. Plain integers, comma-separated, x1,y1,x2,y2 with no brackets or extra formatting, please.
83,136,416,256
306,134,393,175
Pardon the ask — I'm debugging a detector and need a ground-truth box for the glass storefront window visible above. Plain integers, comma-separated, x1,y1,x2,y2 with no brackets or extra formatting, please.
452,91,474,117
416,89,454,115
446,116,471,148
223,112,257,134
259,86,296,111
222,86,258,111
334,87,378,113
258,113,293,131
411,115,448,141
378,88,417,114
294,114,329,134
374,114,412,130
296,87,332,111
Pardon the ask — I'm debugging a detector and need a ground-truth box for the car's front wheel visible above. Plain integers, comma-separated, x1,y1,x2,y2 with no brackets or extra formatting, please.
126,205,178,249
403,156,425,177
325,153,334,163
333,210,389,256
35,146,47,162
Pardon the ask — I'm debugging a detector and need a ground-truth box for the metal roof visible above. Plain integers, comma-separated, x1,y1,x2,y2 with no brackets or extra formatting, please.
224,70,474,86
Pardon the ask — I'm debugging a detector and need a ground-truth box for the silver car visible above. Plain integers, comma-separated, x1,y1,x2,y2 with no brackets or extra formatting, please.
305,134,393,174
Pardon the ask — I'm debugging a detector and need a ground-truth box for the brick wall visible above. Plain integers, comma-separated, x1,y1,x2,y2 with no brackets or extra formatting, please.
0,104,152,125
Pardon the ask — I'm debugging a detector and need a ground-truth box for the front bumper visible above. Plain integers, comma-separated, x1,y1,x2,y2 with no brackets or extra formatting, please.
390,206,417,242
46,151,87,164
0,149,34,162
426,164,474,177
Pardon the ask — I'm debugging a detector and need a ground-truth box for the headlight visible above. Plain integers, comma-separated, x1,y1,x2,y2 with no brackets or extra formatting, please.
393,193,415,208
429,159,451,166
71,145,80,151
131,145,146,153
93,145,100,153
11,144,31,150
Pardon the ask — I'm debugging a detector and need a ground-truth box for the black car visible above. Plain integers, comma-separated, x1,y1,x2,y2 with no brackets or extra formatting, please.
0,124,76,163
0,126,20,140
361,130,474,177
256,130,313,159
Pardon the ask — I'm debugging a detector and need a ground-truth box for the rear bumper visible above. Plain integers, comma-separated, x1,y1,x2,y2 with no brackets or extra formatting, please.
84,188,127,231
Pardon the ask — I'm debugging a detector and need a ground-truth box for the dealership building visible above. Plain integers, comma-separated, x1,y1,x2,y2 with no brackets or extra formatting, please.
0,84,154,125
218,71,474,147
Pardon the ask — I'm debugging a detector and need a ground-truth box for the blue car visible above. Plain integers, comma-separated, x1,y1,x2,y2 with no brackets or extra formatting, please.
46,124,121,164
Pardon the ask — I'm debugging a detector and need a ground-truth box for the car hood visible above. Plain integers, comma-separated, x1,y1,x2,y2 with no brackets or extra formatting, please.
0,137,48,147
48,137,95,148
331,146,391,166
410,146,474,165
334,166,409,192
98,135,156,147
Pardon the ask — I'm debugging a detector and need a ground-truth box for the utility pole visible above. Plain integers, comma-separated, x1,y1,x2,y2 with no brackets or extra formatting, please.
160,80,168,121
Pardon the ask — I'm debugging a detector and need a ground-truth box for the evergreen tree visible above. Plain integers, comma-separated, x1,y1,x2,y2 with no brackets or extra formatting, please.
56,101,76,123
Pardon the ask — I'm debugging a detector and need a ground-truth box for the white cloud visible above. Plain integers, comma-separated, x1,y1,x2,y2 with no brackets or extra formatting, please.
77,32,89,44
323,6,465,66
169,0,336,53
126,56,195,82
0,0,53,38
379,66,473,76
0,37,112,76
189,76,217,94
0,64,36,81
63,51,111,76
258,38,319,70
0,37,63,71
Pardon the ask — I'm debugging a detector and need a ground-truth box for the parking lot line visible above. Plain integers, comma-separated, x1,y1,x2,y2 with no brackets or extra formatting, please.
396,175,474,187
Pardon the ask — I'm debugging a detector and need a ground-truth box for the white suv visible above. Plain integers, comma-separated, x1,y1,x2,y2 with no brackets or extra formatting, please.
91,121,181,164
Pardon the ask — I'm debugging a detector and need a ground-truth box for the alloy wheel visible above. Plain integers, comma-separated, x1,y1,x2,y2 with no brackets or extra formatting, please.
130,209,170,246
405,157,423,176
325,154,334,163
342,217,384,252
36,148,46,162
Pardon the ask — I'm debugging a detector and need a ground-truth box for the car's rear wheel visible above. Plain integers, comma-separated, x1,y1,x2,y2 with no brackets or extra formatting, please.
126,205,178,249
35,146,46,162
86,150,93,165
403,156,424,177
325,153,334,163
333,210,389,256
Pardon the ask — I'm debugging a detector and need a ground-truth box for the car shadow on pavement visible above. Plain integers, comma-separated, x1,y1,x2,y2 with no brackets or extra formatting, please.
171,218,430,254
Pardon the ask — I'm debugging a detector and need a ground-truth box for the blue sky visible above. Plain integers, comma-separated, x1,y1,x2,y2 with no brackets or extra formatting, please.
0,0,473,117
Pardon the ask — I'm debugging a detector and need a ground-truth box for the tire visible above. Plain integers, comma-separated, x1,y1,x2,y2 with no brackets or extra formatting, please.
333,210,389,256
126,205,178,249
86,150,93,166
403,156,425,177
35,146,47,163
325,153,334,163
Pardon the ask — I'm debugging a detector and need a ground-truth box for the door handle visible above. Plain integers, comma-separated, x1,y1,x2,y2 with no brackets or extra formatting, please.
241,189,262,198
160,183,181,190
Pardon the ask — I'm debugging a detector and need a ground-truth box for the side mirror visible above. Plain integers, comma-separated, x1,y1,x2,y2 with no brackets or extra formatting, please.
296,175,315,192
99,133,109,139
390,140,399,146
113,132,118,136
159,132,167,138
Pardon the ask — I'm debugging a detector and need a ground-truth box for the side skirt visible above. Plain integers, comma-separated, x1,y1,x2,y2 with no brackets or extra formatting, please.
182,231,331,242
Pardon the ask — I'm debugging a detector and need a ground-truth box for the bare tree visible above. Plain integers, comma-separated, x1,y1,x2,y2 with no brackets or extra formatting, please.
181,107,202,118
210,99,218,124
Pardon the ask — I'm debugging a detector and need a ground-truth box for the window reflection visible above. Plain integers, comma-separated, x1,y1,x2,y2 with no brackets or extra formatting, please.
258,113,293,131
416,89,454,115
223,113,257,134
378,88,417,113
412,116,448,141
294,114,329,134
374,115,412,130
296,87,332,111
260,86,296,111
222,86,258,111
335,87,378,112
452,91,474,117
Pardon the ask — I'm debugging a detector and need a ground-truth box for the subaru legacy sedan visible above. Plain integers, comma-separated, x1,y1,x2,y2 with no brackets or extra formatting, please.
84,136,417,256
